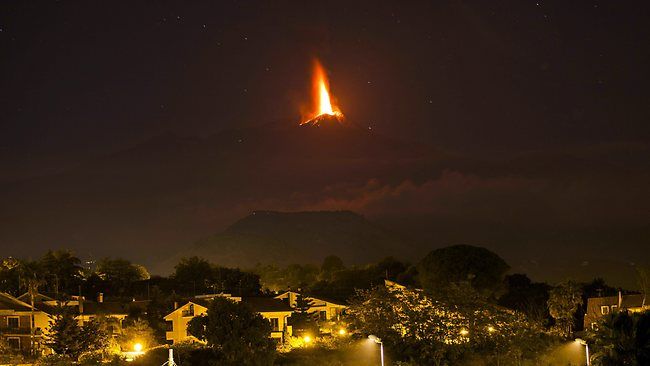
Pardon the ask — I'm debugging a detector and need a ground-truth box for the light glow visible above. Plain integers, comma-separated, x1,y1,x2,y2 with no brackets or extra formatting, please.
133,343,143,353
301,59,343,124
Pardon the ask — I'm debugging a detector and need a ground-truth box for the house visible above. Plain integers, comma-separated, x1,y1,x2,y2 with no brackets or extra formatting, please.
164,294,293,345
274,291,347,322
0,292,51,354
274,291,347,334
20,292,148,339
584,291,648,329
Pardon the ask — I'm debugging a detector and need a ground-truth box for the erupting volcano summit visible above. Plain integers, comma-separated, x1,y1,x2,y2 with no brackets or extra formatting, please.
300,59,344,126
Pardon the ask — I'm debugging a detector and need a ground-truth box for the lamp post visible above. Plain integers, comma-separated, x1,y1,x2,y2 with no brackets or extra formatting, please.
575,338,590,366
368,335,384,366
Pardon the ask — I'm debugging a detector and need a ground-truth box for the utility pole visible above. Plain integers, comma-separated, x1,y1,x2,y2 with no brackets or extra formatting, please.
162,349,178,366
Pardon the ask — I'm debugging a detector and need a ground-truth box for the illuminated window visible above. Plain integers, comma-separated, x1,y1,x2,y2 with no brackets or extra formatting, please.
601,305,610,315
319,311,327,321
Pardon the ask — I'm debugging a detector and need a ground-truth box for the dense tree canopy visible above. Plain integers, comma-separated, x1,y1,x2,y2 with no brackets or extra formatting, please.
45,308,110,361
587,310,650,366
174,256,261,296
418,245,510,299
547,280,583,336
187,297,276,365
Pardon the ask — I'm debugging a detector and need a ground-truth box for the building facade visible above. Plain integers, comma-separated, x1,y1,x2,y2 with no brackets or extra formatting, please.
0,292,51,354
164,294,293,345
584,292,648,329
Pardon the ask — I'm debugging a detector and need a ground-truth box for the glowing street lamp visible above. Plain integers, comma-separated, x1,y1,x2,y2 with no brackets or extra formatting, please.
303,335,312,344
575,338,591,366
338,328,347,336
133,343,143,353
368,335,384,366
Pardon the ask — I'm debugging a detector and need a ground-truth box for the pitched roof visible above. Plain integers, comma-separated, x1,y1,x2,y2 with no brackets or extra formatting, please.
0,292,34,312
587,294,646,308
275,291,347,306
17,292,54,303
36,299,149,316
242,297,293,313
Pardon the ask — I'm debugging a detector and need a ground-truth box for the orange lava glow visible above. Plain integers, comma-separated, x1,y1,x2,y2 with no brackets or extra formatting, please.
301,59,343,124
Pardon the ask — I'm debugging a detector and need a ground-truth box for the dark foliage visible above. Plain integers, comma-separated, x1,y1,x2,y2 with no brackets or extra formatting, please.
173,256,261,296
418,244,510,299
498,274,551,324
187,297,276,366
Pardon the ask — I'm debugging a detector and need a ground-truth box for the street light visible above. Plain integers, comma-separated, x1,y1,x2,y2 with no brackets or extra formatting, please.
575,338,591,366
368,335,384,366
133,343,143,353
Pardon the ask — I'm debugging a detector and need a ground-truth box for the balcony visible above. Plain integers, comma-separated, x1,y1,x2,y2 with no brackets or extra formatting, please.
0,327,33,335
182,311,194,317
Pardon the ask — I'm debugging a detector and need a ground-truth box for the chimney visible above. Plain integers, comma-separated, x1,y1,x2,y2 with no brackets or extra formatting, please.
97,293,103,303
78,297,84,314
618,290,623,309
174,301,178,310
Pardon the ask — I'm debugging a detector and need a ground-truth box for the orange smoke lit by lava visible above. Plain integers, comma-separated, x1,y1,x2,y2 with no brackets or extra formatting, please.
301,59,343,124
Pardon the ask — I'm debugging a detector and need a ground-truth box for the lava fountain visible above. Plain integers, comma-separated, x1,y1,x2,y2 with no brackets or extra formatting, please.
301,59,344,125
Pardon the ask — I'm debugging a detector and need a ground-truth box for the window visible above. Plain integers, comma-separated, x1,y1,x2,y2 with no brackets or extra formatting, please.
7,316,19,329
182,304,194,317
7,337,20,350
269,318,279,331
601,305,610,315
611,305,618,311
165,321,173,331
319,311,327,321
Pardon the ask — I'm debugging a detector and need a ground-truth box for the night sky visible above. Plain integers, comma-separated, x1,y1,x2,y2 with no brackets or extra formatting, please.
1,1,649,285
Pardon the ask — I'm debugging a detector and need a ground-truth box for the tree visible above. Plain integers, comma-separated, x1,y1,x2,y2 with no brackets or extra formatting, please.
349,285,468,366
0,257,22,294
120,319,156,352
46,309,83,360
498,274,551,324
96,258,150,296
418,245,510,299
548,280,583,337
38,250,83,295
588,310,650,365
320,255,345,281
290,291,318,336
187,297,276,365
173,257,214,294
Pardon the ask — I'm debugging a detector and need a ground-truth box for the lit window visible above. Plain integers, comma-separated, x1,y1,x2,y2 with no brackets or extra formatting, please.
601,305,610,315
